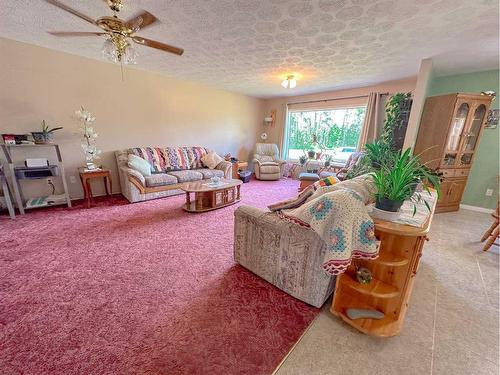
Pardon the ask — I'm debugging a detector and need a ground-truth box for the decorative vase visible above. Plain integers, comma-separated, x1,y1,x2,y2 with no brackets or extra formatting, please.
375,198,404,212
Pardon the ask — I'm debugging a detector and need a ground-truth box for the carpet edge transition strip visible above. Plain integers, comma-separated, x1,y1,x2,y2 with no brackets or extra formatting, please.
271,311,322,374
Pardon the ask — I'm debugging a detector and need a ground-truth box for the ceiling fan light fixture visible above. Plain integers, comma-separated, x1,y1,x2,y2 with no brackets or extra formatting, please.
281,75,297,89
101,35,138,65
122,43,138,65
102,37,118,62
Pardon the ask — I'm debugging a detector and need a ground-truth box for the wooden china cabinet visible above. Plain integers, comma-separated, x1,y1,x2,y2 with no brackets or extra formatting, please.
414,93,493,213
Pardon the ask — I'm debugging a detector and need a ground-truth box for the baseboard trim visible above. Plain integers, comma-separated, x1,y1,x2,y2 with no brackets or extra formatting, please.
459,204,494,214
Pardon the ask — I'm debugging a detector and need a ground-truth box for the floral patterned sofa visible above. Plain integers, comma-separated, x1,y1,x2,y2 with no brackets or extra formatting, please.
115,147,232,203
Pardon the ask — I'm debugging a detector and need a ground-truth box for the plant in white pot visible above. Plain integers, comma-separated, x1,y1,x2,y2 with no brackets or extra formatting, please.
371,148,440,216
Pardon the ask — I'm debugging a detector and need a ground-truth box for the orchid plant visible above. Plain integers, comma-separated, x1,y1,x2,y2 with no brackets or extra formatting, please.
76,106,101,168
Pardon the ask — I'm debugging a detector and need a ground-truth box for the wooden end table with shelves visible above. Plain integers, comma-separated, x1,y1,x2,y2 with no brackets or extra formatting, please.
330,202,436,337
78,168,112,208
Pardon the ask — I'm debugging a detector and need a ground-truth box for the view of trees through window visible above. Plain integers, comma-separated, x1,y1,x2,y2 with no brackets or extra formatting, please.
286,107,366,163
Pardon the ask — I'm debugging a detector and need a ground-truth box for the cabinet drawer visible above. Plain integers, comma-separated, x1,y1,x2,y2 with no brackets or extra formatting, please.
440,169,456,178
455,169,469,177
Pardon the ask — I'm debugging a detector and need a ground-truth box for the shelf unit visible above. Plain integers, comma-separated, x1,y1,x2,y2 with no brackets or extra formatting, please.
330,206,435,337
1,144,71,214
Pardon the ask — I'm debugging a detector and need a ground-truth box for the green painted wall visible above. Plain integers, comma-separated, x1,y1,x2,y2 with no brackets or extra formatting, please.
427,70,499,210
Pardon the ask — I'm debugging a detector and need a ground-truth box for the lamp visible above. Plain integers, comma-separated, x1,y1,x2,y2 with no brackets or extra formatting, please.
281,75,297,89
263,110,276,126
102,35,138,65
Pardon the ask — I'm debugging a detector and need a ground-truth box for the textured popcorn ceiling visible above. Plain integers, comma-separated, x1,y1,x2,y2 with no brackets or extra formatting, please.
0,0,498,98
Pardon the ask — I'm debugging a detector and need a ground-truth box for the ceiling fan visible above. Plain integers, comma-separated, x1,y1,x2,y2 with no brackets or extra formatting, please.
45,0,184,65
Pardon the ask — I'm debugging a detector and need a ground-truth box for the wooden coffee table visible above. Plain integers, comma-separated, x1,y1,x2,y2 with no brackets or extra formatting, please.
181,178,242,213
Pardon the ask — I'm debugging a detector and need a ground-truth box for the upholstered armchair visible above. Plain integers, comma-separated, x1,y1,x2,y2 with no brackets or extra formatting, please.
252,143,286,180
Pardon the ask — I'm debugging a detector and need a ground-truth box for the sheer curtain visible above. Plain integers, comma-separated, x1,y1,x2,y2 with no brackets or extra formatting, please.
357,92,387,150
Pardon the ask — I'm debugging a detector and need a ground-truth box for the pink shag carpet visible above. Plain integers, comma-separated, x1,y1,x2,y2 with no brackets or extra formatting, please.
0,178,319,375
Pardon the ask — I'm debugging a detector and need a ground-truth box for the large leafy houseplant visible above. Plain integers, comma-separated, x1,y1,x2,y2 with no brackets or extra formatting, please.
347,92,412,178
381,92,412,151
371,148,440,214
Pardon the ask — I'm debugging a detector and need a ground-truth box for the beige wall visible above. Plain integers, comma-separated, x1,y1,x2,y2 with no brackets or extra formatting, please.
0,37,264,199
260,77,417,153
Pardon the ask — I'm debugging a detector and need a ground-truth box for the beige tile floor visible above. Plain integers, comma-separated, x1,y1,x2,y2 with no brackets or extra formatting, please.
275,209,499,375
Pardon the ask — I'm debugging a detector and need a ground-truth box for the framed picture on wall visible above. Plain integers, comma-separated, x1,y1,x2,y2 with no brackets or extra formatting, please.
486,109,499,129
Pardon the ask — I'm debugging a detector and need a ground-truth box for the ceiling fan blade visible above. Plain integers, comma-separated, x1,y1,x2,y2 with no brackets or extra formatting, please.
126,11,158,31
49,31,106,37
132,36,184,56
44,0,97,25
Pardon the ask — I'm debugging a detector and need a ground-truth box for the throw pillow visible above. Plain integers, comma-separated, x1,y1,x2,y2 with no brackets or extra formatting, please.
201,152,223,169
316,175,339,187
128,154,152,176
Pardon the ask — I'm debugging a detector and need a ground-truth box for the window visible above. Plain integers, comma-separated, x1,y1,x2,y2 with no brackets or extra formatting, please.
285,107,366,164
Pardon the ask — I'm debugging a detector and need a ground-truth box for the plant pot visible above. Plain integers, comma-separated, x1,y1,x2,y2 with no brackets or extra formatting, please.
31,132,54,144
307,150,315,159
375,198,404,212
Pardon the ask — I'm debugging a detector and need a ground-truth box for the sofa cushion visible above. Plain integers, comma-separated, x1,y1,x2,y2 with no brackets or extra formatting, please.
128,154,152,176
128,147,166,173
189,147,209,169
163,147,192,171
144,173,178,187
260,163,280,174
201,151,224,169
167,170,203,183
196,168,224,179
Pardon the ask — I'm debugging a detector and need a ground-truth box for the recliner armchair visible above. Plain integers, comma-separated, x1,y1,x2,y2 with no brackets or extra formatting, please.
252,143,286,180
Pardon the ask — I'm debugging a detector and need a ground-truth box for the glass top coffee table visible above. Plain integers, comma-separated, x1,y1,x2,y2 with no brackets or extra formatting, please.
180,178,242,213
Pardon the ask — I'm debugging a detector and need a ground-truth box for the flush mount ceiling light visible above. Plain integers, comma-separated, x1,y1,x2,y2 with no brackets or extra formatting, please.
281,75,297,89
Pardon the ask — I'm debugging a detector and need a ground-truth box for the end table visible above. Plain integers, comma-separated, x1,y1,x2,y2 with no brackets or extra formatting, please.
78,168,112,208
231,161,248,179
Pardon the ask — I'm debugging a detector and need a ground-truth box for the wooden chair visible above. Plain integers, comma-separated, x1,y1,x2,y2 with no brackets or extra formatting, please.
481,203,499,252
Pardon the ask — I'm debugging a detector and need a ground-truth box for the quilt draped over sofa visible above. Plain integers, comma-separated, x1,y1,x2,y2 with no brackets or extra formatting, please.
274,175,379,275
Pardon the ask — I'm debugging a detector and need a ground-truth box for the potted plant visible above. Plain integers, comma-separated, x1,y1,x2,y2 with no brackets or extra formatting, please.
76,106,101,169
371,148,440,215
364,140,394,169
381,92,413,151
299,155,307,165
324,154,332,168
31,120,63,144
307,150,315,159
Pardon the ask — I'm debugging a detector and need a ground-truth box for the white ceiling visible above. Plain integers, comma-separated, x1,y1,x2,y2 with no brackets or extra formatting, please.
1,0,498,98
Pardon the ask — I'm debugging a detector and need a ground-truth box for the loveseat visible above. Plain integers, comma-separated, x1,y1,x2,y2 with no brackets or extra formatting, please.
116,147,232,203
233,176,374,307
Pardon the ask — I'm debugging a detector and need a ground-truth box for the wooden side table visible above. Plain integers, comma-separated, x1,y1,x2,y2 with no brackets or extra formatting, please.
330,201,436,337
231,161,248,179
78,168,112,208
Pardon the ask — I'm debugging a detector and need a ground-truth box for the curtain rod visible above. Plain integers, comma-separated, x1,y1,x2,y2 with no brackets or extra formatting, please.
286,92,390,107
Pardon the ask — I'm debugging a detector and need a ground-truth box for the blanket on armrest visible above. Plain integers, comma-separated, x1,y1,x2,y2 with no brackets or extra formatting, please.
273,175,379,275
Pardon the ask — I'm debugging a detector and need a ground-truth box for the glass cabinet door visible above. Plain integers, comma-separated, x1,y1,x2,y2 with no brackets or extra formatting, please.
462,104,486,152
446,103,469,151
